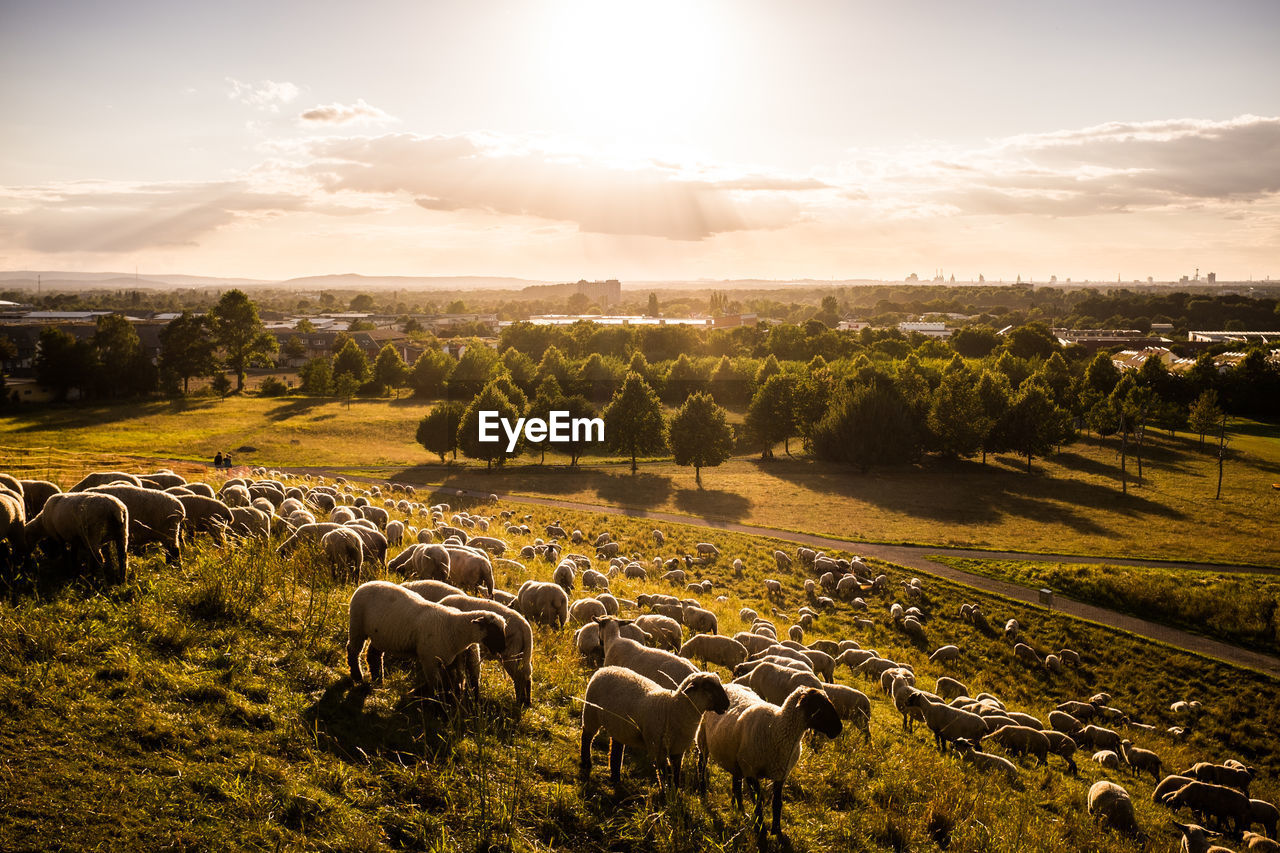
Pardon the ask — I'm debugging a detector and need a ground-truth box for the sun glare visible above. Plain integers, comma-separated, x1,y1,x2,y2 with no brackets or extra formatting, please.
538,0,725,140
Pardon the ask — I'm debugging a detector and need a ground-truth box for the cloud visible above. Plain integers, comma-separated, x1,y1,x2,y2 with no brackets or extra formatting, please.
299,132,823,240
299,98,395,125
226,77,300,112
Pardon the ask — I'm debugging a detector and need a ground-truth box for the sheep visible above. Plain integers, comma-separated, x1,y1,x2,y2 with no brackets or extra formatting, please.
343,524,389,567
1058,648,1081,666
1163,781,1253,835
1119,739,1162,781
516,580,570,629
695,542,720,558
1012,642,1040,666
581,568,609,590
177,494,234,545
69,471,143,492
1055,700,1097,720
1172,821,1234,853
763,579,781,596
732,660,825,706
228,506,272,540
581,665,729,789
773,550,791,571
1186,762,1253,795
682,605,718,636
24,491,129,583
139,471,185,490
595,592,619,615
1079,724,1123,752
696,683,842,837
0,489,25,563
1004,618,1020,641
739,607,758,624
633,614,683,651
570,598,609,625
1155,774,1199,803
574,619,651,667
389,543,452,581
599,617,698,689
1042,730,1079,774
1088,780,1141,838
905,693,988,753
652,529,665,546
1244,831,1280,851
322,527,365,580
986,725,1050,766
1093,750,1121,769
439,593,534,707
680,635,748,671
1049,710,1082,735
385,520,404,547
401,579,466,602
935,676,968,701
442,545,495,596
734,632,777,656
552,558,576,592
346,580,506,699
822,683,871,741
954,739,1020,783
17,479,60,520
1249,798,1279,838
928,645,961,665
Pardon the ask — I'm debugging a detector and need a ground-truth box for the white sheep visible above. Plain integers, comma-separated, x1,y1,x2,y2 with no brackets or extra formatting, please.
322,527,365,580
85,483,186,565
1088,780,1141,838
401,579,466,602
905,693,988,753
346,580,506,699
25,491,129,583
682,604,718,635
599,616,698,689
580,665,728,789
633,614,683,651
570,598,608,625
516,580,570,629
439,593,534,706
822,683,871,741
679,634,748,671
696,682,842,836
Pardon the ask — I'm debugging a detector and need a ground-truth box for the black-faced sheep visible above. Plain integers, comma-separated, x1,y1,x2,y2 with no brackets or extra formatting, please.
439,593,534,706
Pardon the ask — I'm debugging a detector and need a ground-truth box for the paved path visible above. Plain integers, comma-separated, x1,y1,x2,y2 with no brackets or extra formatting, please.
291,468,1280,678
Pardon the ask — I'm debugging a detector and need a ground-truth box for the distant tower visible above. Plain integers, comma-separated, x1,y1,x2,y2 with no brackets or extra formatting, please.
1207,272,1216,284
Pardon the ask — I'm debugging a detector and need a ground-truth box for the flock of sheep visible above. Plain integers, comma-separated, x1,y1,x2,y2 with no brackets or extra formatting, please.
2,466,1278,849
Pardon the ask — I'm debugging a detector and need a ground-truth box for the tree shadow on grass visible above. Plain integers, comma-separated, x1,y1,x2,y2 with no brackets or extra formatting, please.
266,398,331,422
671,485,753,522
11,398,219,432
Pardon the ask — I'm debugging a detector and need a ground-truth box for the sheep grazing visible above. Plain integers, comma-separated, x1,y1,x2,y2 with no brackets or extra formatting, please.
401,579,466,602
69,471,142,492
652,529,665,546
1153,774,1198,803
321,527,365,580
569,598,608,625
552,558,576,592
928,645,961,665
695,542,720,558
1172,822,1233,853
1079,724,1123,753
25,491,129,583
954,740,1019,783
986,725,1050,766
438,593,534,707
1042,730,1078,774
1044,653,1063,674
1088,781,1142,838
733,660,824,706
679,634,748,671
1012,642,1040,666
696,683,842,837
439,545,495,596
1163,781,1253,836
580,666,729,789
516,580,570,629
935,676,968,701
17,479,60,520
1249,798,1279,838
346,581,506,700
1119,739,1162,781
599,616,698,690
634,615,683,651
1093,749,1121,769
904,693,988,753
1185,761,1253,795
822,683,871,741
773,550,791,571
574,620,650,668
1244,831,1280,852
764,579,782,597
389,543,451,581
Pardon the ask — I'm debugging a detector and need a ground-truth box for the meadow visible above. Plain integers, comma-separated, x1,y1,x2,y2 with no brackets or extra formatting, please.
2,467,1278,852
3,395,1278,566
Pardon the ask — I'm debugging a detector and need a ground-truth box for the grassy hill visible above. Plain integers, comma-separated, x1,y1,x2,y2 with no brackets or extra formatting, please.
2,472,1277,851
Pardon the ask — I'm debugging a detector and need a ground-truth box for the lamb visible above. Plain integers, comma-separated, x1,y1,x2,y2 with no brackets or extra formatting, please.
696,683,842,836
822,683,871,741
1088,781,1141,838
763,579,782,596
1093,750,1121,769
1042,730,1079,774
986,725,1049,765
516,580,570,629
599,616,698,689
935,676,968,701
904,693,988,753
633,614,683,651
695,542,720,558
680,635,748,671
1004,618,1020,641
1119,739,1162,781
439,593,534,707
570,598,608,625
954,740,1019,783
581,665,728,789
1163,781,1253,835
733,660,824,706
581,568,609,590
928,645,961,665
346,581,506,701
773,550,791,571
24,491,129,583
1249,798,1279,838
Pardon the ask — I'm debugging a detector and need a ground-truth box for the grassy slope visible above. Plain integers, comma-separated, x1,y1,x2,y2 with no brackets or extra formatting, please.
2,481,1278,852
3,397,1279,566
933,556,1280,657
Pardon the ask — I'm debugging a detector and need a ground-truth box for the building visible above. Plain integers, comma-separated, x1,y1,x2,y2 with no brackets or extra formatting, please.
517,313,757,329
897,321,951,338
837,319,870,332
1053,329,1173,351
1110,347,1195,373
1188,330,1280,344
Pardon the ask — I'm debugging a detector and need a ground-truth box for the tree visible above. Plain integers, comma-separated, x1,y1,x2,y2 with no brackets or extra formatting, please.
526,375,565,464
811,374,921,472
299,356,334,395
333,371,360,408
754,354,781,387
928,359,985,458
550,395,599,466
210,372,232,399
1003,322,1059,360
950,325,1001,358
458,381,524,469
372,344,409,396
603,372,667,473
501,347,537,394
350,293,376,312
664,353,706,403
535,344,571,390
158,311,218,395
1082,352,1121,397
744,373,797,458
669,392,735,486
409,347,453,399
975,370,1011,463
35,327,96,401
416,401,467,463
282,335,307,361
210,289,277,391
448,341,500,401
996,380,1071,473
1188,389,1223,448
332,338,371,384
92,314,155,397
646,292,660,317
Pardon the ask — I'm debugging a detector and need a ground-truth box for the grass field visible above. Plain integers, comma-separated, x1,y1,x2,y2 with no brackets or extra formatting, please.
3,395,1279,565
933,556,1280,657
2,473,1279,852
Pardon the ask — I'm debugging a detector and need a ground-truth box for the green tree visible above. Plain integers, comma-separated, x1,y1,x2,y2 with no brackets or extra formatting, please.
299,356,333,395
448,341,501,401
1082,352,1121,397
708,355,749,406
928,359,985,458
664,353,705,403
526,375,565,464
996,379,1071,473
535,344,572,390
210,373,232,399
975,370,1011,462
92,314,155,397
950,325,1001,358
416,401,467,463
373,344,409,395
210,289,277,391
34,327,96,401
333,338,371,384
745,373,797,458
458,381,524,469
669,391,735,486
501,347,537,394
646,292,660,317
350,293,376,312
282,334,307,361
603,372,667,473
334,371,360,408
754,353,781,386
158,311,218,395
1003,322,1059,360
811,374,920,472
550,395,599,466
1188,389,1224,448
409,347,453,399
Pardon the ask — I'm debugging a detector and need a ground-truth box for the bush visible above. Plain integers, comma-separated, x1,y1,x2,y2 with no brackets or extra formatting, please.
258,376,291,397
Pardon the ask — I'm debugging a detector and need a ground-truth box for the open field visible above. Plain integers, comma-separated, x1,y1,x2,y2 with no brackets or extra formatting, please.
933,556,1280,658
2,471,1279,851
3,396,1279,565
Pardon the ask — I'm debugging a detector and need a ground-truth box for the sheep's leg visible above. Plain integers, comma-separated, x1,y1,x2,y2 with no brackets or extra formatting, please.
770,780,784,836
671,752,682,790
367,647,385,684
731,773,743,810
578,727,594,775
751,781,766,836
608,740,624,785
347,640,365,683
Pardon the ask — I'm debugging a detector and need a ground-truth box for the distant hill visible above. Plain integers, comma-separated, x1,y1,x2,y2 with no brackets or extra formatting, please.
0,271,270,289
277,274,555,291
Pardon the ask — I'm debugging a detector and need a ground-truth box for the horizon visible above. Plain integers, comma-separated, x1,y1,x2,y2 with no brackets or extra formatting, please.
2,1,1279,282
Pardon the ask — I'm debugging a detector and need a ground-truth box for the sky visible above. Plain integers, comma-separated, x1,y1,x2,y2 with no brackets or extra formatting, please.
1,0,1279,283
